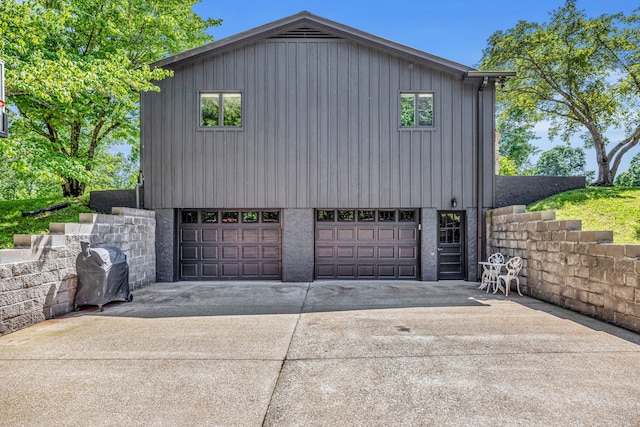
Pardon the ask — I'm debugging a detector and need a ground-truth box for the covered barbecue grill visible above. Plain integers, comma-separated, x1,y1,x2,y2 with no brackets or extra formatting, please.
74,241,132,311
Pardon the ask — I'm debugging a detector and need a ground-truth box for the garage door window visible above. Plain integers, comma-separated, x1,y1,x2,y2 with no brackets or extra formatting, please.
242,211,258,223
262,211,280,223
399,210,416,222
202,211,218,223
316,210,334,222
182,211,198,223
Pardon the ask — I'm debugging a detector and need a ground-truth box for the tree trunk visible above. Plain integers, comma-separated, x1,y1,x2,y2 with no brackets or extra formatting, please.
62,178,86,197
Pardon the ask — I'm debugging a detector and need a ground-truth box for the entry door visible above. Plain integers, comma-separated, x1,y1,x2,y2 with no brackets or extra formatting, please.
437,212,465,280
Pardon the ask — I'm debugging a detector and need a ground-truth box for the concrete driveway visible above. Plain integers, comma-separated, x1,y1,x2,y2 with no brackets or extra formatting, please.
1,281,639,426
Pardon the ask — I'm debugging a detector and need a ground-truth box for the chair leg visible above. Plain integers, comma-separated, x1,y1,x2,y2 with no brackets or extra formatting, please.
505,278,509,297
479,272,488,290
516,278,522,296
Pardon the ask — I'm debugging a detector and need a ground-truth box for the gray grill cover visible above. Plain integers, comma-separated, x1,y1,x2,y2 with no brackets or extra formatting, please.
75,242,130,309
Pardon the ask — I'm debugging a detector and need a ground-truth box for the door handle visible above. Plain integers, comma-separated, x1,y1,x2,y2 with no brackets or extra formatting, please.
437,247,443,252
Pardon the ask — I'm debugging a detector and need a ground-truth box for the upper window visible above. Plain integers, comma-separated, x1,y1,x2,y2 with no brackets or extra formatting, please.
200,92,242,127
400,93,433,127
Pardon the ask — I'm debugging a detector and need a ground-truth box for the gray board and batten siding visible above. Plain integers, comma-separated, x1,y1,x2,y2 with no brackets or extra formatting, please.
141,12,503,282
142,12,497,211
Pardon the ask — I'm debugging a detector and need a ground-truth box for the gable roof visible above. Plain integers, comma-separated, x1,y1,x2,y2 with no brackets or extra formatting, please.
153,11,475,76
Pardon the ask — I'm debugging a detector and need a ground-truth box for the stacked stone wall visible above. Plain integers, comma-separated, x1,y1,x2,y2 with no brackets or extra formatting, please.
487,205,640,333
0,208,155,336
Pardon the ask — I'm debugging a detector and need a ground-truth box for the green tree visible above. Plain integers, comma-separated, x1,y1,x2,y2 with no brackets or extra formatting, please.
498,156,518,176
481,0,640,186
0,0,220,196
615,153,640,186
497,109,539,173
530,145,588,177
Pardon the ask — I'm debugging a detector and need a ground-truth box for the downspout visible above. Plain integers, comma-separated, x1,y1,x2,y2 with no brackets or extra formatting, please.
477,77,488,278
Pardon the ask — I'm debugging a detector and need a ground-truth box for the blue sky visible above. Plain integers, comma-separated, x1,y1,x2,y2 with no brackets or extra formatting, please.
193,0,640,174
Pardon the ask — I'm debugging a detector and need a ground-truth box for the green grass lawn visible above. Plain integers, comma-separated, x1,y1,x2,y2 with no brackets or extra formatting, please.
527,186,640,244
0,196,95,249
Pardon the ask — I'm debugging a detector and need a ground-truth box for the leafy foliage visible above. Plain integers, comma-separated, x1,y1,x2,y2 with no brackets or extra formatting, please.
615,153,640,186
481,0,640,186
496,109,539,173
527,186,640,243
498,156,518,175
0,0,220,196
530,145,587,176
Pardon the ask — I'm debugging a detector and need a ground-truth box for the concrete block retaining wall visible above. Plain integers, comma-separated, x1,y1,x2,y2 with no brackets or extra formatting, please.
487,205,640,333
0,208,155,336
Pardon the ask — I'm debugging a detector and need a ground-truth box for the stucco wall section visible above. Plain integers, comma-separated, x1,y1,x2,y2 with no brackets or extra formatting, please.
0,208,155,336
282,209,314,282
495,176,586,208
421,209,438,281
154,209,176,282
487,205,640,333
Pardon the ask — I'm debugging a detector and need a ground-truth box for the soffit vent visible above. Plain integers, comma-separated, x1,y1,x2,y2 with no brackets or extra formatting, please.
270,26,342,39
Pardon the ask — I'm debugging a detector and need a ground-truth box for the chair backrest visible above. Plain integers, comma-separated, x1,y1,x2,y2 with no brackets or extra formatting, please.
488,253,504,264
505,256,522,275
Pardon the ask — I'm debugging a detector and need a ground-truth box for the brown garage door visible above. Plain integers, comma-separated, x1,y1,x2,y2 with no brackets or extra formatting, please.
315,209,419,279
179,210,281,280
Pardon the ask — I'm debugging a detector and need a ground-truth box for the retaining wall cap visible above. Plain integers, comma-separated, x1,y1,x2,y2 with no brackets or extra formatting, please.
0,249,36,265
112,207,155,218
488,205,527,217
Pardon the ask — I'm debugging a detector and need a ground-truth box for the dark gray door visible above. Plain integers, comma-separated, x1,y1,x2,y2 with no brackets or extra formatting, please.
315,209,419,279
437,211,465,280
178,210,281,280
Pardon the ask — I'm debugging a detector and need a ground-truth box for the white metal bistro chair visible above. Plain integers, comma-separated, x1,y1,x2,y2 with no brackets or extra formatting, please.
479,252,504,292
497,256,523,297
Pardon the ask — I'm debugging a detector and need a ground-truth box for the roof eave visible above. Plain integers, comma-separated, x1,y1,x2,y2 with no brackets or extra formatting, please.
153,11,474,76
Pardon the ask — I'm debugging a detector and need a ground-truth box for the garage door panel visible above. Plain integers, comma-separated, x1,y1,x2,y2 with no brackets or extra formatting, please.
317,229,335,240
181,263,198,278
242,229,259,243
378,265,396,278
316,264,335,277
315,209,418,280
398,265,417,277
201,246,218,260
222,229,239,243
336,264,355,277
179,210,281,280
357,264,375,277
378,247,395,258
262,263,281,277
181,229,199,243
201,264,219,277
262,229,281,243
337,228,355,240
242,246,259,259
221,263,240,277
399,228,417,240
399,246,417,259
357,246,375,258
181,246,198,261
337,246,354,258
316,246,334,258
378,228,396,240
222,246,239,259
357,228,375,240
202,229,219,242
242,263,259,276
263,246,280,259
